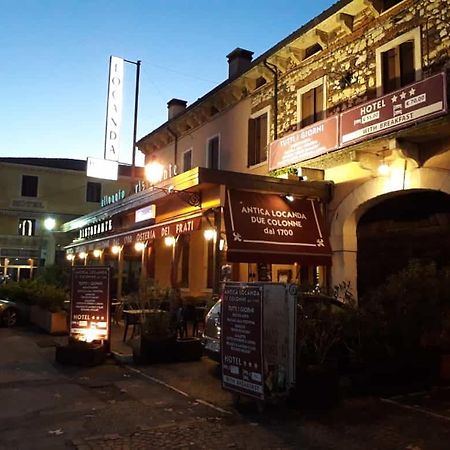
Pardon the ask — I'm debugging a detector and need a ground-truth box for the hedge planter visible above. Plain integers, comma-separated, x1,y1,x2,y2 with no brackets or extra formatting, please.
30,305,68,335
173,337,203,362
132,334,176,364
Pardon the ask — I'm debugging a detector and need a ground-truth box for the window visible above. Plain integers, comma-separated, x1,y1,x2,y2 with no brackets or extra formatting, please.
207,135,220,169
21,175,38,197
297,77,326,129
248,110,268,167
86,182,101,203
381,41,415,94
18,218,35,236
183,149,192,172
376,27,421,95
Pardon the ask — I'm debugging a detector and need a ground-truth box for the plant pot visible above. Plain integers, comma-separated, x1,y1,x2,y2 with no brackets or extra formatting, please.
30,305,68,335
55,341,106,366
173,337,203,362
133,334,176,364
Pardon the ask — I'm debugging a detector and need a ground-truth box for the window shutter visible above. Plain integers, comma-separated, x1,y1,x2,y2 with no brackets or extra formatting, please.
400,40,415,86
302,90,314,127
258,114,268,163
247,118,256,166
315,85,324,122
382,47,398,94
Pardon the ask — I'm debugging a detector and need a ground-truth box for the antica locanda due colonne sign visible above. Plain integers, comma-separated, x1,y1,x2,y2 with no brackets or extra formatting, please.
224,189,331,265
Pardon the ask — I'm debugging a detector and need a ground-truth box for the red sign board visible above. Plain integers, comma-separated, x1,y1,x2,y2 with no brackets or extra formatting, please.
221,284,264,400
75,214,202,253
340,73,447,146
224,189,331,265
70,266,111,341
269,116,339,170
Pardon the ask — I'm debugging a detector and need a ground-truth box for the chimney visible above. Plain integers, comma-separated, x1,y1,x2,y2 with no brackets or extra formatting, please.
226,48,254,79
167,98,187,120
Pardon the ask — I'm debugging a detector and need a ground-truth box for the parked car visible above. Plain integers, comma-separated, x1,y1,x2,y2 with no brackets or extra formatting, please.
0,299,19,327
202,293,348,363
202,299,221,362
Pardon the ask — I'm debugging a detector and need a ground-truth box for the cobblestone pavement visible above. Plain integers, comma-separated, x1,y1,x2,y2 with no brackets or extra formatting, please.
2,327,450,450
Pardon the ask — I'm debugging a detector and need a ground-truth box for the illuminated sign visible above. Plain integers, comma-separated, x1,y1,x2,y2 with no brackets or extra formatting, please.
101,189,126,207
104,56,124,161
135,205,156,223
79,219,112,239
134,163,178,194
87,157,119,181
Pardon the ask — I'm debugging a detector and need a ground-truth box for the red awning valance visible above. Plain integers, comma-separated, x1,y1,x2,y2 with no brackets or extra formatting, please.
224,189,331,265
66,213,203,253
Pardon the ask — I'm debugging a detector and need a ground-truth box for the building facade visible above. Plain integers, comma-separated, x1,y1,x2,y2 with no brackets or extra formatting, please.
65,0,450,301
0,158,138,281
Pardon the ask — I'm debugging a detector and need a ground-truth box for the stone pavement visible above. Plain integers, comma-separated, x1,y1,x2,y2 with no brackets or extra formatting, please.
1,326,450,450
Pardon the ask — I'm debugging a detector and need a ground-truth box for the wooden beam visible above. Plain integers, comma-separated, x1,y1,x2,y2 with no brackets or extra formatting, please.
287,46,305,64
362,0,381,16
337,13,354,34
315,29,329,48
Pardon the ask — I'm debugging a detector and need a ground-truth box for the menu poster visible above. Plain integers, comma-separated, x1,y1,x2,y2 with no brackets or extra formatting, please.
221,284,264,400
70,266,111,341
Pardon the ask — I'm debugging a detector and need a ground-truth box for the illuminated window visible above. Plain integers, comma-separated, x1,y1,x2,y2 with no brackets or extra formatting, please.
297,77,326,129
248,110,268,167
376,27,421,95
207,135,220,170
18,218,35,236
21,175,38,197
86,182,101,203
183,149,192,172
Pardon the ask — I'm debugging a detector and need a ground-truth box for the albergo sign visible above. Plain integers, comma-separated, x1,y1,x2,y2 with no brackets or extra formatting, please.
224,189,331,265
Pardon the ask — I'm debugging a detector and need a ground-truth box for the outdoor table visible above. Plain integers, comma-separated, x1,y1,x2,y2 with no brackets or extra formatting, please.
122,309,154,341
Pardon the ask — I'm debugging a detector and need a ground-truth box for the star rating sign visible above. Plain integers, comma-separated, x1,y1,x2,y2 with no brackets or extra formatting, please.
400,91,407,100
391,94,398,103
409,87,416,96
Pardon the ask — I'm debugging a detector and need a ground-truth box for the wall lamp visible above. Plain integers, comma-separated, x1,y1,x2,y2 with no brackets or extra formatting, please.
144,161,201,207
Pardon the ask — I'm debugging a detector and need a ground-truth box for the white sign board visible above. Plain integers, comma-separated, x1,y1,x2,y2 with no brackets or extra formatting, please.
87,157,119,180
104,56,124,161
135,205,156,223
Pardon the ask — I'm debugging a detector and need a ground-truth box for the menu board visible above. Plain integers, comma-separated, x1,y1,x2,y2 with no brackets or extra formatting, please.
70,266,111,341
221,284,264,400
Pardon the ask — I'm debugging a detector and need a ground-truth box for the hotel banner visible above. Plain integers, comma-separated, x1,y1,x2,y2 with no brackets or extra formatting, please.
224,189,331,265
269,116,339,170
104,56,124,161
340,72,448,146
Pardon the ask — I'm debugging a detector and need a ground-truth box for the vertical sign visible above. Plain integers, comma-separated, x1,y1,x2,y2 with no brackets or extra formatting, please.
104,56,124,161
221,284,264,400
70,266,111,342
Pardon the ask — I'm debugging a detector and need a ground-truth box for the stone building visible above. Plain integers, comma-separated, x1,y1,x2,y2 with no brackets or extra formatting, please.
0,158,138,280
65,0,450,301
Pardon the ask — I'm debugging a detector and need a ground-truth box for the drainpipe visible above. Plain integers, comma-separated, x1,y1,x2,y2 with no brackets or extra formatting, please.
167,126,178,168
263,60,278,140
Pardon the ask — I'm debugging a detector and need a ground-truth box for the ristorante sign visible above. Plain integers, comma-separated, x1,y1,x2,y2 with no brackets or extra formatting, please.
340,72,447,146
224,189,331,264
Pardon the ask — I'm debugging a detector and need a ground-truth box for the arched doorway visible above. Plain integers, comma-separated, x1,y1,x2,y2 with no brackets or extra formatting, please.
357,190,450,299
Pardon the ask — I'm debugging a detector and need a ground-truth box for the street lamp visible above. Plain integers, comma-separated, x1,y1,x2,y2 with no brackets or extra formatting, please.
44,217,56,231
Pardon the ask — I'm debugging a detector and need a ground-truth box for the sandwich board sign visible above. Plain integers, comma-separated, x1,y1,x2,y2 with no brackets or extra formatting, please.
221,282,296,402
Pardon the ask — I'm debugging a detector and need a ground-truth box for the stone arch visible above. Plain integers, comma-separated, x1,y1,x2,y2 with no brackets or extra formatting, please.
329,167,450,301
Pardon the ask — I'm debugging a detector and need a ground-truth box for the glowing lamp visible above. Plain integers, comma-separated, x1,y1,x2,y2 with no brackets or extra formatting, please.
111,245,121,255
44,217,56,231
66,254,75,261
203,229,217,241
134,242,146,251
93,249,102,258
145,161,164,184
164,236,175,247
78,252,87,260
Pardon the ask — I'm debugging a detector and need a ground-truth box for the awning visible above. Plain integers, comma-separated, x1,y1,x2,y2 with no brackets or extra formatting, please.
224,189,331,265
65,212,203,253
